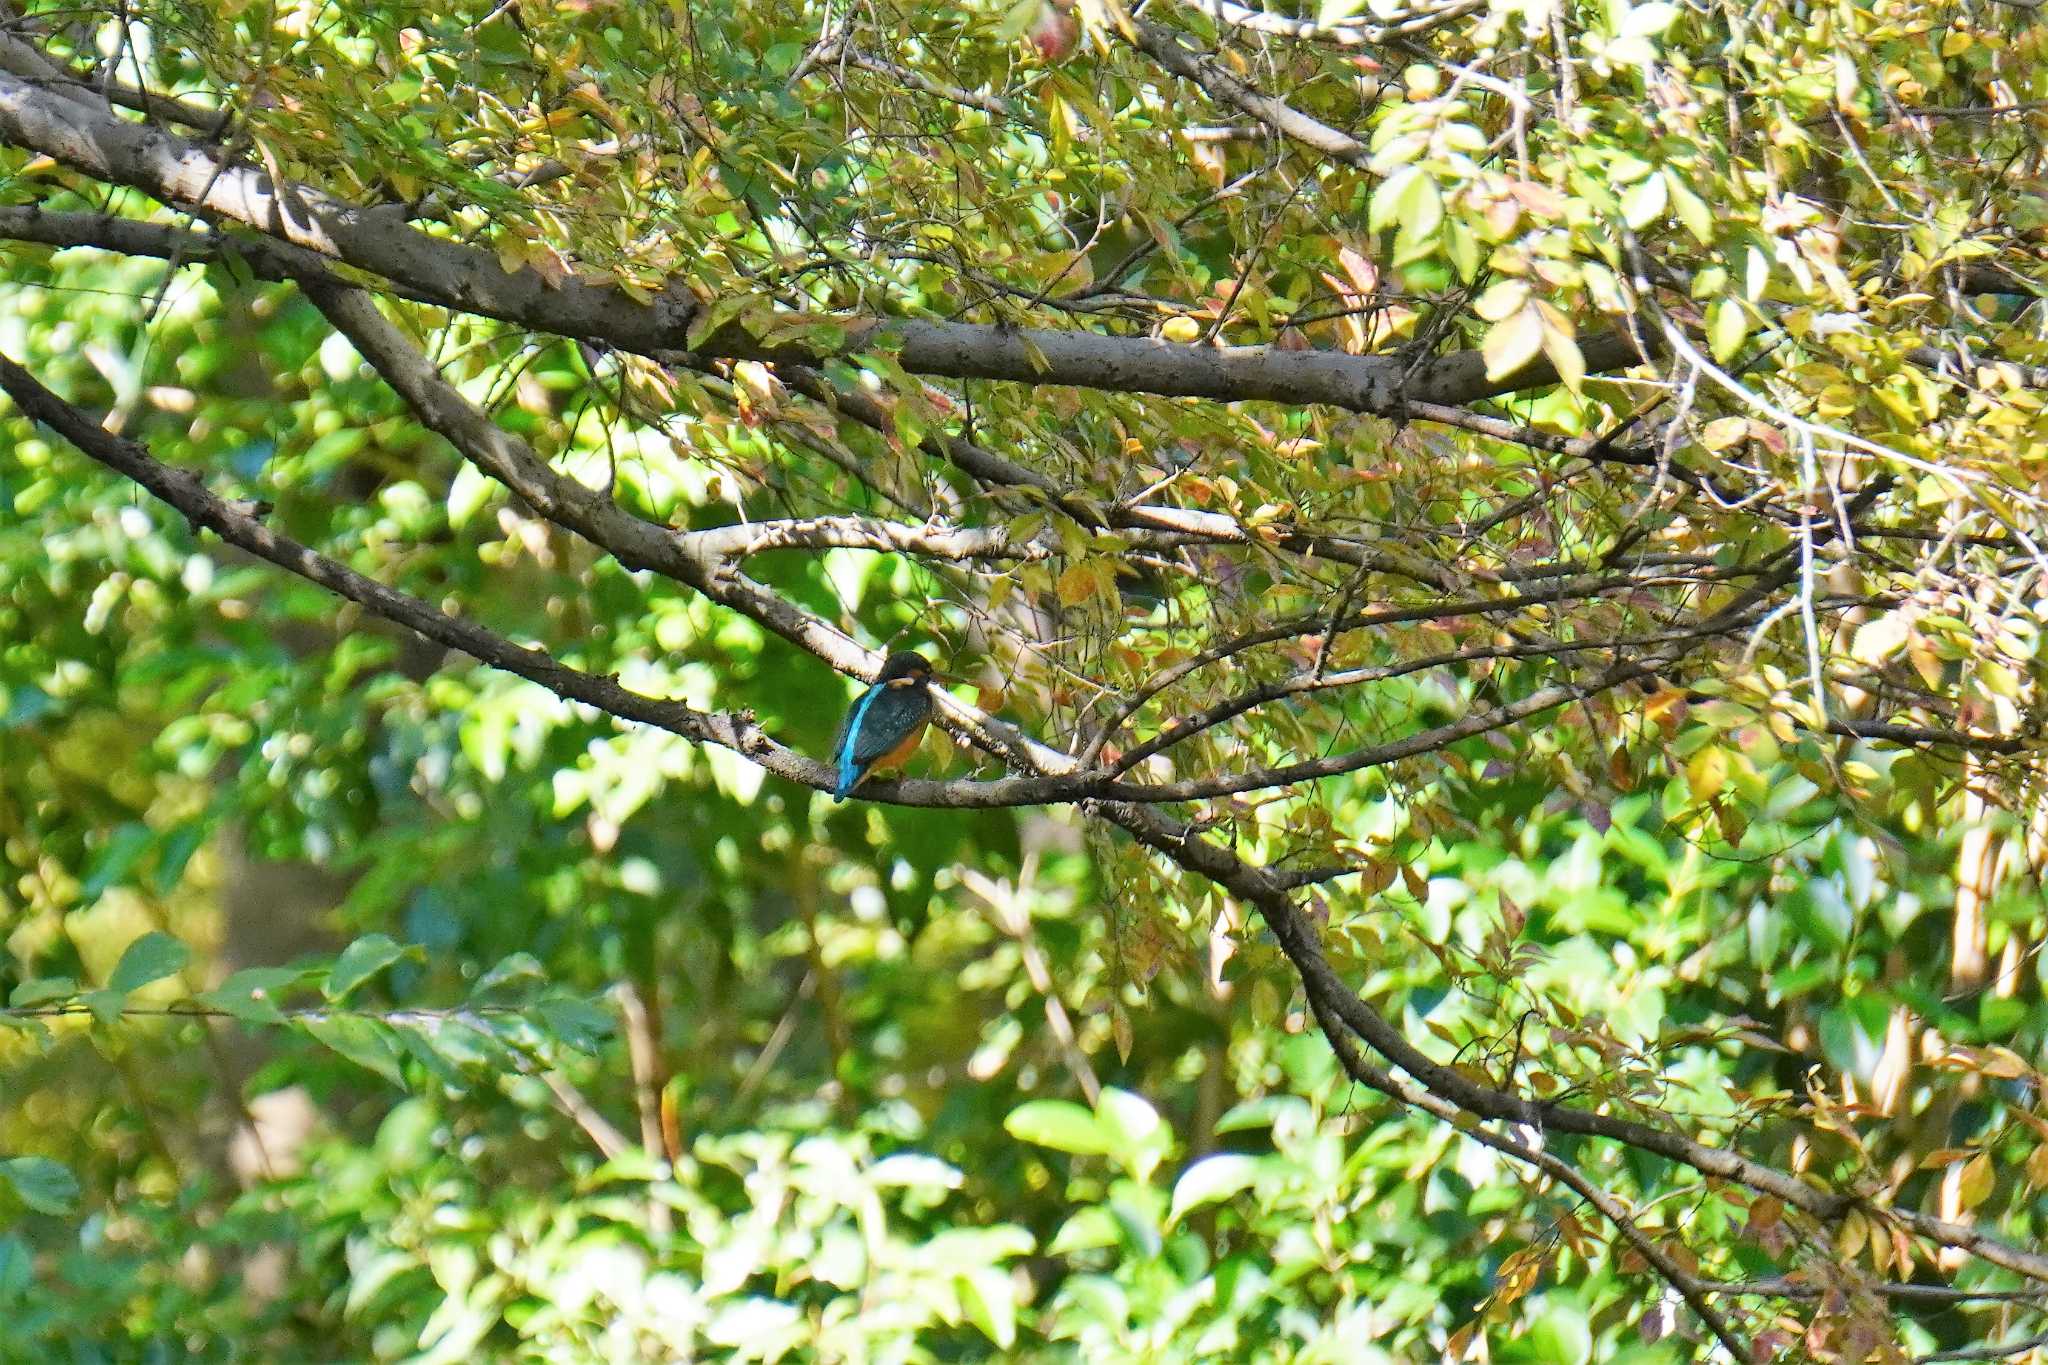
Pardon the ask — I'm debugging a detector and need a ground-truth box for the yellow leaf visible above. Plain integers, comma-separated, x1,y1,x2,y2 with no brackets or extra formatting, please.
1482,304,1545,381
1700,416,1748,450
1980,1046,2030,1080
1957,1152,1994,1211
1160,316,1202,343
1473,280,1531,322
1686,744,1730,800
1836,1209,1868,1260
1056,562,1098,606
1536,300,1583,393
1850,613,1910,664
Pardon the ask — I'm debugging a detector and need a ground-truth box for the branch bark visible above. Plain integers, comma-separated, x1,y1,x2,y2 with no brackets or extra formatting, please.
14,345,2048,1349
0,67,1620,415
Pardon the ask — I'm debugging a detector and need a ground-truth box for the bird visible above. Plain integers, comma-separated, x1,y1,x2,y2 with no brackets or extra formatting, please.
830,651,942,801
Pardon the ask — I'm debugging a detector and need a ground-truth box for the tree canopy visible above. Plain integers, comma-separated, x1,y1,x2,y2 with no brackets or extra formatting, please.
1,0,2046,1359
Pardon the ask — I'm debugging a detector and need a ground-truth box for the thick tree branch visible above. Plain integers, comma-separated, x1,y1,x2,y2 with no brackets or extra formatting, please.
1283,977,1752,1358
0,67,1615,416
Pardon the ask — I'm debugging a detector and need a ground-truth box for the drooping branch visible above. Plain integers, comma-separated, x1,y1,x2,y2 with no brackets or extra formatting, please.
1108,801,2048,1287
302,275,1747,816
13,339,2048,1337
1106,621,1746,774
0,338,1752,1342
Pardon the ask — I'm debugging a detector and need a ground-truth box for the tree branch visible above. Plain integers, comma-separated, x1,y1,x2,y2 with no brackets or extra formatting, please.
0,66,1616,416
1179,0,1488,47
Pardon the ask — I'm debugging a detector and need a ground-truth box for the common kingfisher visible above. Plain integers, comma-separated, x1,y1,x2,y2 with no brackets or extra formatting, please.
831,652,940,800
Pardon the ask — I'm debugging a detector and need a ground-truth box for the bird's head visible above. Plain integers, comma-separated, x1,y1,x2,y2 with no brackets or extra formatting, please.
878,651,940,686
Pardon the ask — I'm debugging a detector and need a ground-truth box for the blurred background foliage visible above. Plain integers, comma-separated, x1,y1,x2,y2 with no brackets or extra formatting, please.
1,235,2043,1361
1,0,2047,1360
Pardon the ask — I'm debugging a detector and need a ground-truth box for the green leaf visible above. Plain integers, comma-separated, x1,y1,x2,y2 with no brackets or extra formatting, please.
1095,1088,1171,1181
1708,297,1748,363
150,821,207,897
1528,1305,1593,1365
1745,243,1771,300
1167,1154,1262,1225
1213,1095,1310,1133
1665,171,1714,244
1004,1100,1112,1156
1473,280,1531,322
194,966,307,1024
81,823,153,903
996,0,1040,41
1621,173,1668,231
446,463,503,530
957,1265,1017,1348
107,932,190,994
686,293,754,350
0,1234,31,1298
324,935,413,1002
1851,612,1910,664
473,952,547,1000
1094,1088,1161,1149
1537,303,1585,394
391,1025,469,1089
0,1157,79,1215
527,996,615,1053
8,978,77,1008
1047,1206,1122,1253
1369,167,1441,239
303,1014,406,1086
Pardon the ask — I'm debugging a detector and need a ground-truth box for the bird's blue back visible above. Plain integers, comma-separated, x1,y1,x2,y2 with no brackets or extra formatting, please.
835,683,887,797
832,679,933,799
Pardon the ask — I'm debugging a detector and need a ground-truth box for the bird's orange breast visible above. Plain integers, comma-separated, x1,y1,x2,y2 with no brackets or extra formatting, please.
867,717,929,775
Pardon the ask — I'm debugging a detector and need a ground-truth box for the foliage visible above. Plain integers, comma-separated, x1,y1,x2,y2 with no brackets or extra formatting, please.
1,0,2047,1360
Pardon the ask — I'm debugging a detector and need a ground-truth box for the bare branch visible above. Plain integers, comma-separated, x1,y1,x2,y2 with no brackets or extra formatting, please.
1180,0,1488,47
0,32,227,135
1121,15,1375,171
1917,1329,2048,1364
